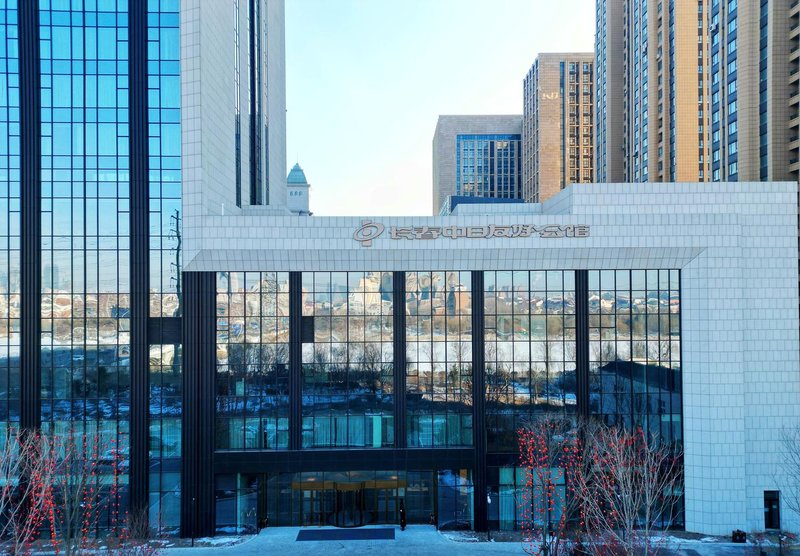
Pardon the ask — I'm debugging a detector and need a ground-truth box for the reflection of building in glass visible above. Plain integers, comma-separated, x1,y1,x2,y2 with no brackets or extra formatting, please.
207,264,684,533
299,272,394,448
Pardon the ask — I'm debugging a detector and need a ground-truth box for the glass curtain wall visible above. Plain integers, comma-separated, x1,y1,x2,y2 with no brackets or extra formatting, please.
301,271,394,448
147,0,181,534
0,0,19,434
484,270,577,451
456,134,522,200
216,271,290,450
405,271,472,448
148,344,180,533
39,0,131,525
147,0,180,319
588,269,681,442
588,269,682,527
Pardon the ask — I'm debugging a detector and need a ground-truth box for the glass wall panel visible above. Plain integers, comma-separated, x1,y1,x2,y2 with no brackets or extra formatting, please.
301,272,394,448
214,474,258,535
39,0,131,527
588,269,681,443
484,271,576,451
0,0,19,431
148,344,181,534
147,0,181,534
148,0,181,318
220,470,434,529
216,272,290,450
455,134,522,201
437,469,473,530
406,271,472,447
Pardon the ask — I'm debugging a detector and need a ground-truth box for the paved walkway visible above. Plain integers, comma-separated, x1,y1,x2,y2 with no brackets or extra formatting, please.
162,525,786,556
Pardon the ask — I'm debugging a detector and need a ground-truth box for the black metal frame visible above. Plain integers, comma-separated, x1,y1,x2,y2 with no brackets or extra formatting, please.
128,0,150,524
289,272,303,450
471,271,487,531
215,448,474,475
575,270,590,419
392,271,407,449
181,272,217,538
19,0,42,432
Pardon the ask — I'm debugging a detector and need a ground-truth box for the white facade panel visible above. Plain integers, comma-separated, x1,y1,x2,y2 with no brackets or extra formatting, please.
183,181,800,535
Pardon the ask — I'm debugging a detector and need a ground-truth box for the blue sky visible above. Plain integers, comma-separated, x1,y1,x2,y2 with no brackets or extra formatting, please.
285,0,595,216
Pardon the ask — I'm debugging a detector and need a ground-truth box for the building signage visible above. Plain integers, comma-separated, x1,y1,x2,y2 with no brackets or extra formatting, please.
353,220,589,247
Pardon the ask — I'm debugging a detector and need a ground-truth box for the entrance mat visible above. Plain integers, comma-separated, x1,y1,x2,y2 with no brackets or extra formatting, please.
296,528,396,541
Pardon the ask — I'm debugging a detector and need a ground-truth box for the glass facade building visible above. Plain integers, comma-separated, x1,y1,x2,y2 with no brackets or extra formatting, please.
455,134,521,202
0,0,182,536
207,269,682,534
0,1,692,540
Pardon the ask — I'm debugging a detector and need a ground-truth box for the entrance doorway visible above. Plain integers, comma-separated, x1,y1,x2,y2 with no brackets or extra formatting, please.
215,469,446,531
287,472,409,527
333,481,363,527
764,490,780,530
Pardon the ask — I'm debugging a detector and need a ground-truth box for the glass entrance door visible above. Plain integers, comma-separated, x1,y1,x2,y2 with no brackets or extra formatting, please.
334,482,363,527
361,479,403,524
261,470,435,527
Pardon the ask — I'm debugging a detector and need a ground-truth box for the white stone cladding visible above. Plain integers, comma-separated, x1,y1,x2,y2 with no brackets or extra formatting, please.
265,0,287,208
183,181,800,535
180,0,288,262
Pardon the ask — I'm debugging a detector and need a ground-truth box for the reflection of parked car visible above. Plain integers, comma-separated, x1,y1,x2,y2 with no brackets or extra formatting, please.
98,447,130,472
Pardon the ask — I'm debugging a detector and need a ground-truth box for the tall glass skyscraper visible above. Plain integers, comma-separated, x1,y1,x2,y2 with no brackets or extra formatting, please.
0,0,287,537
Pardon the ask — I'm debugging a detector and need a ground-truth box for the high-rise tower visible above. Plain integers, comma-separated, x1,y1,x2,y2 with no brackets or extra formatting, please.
595,0,710,183
0,0,287,538
522,53,595,203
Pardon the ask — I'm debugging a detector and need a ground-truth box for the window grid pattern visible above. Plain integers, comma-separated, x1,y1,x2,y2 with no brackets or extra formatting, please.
148,343,180,534
147,0,180,318
233,0,240,207
146,0,181,534
406,271,472,448
216,272,290,450
38,0,131,529
456,135,522,201
301,272,394,449
484,271,576,452
588,270,681,443
0,0,19,430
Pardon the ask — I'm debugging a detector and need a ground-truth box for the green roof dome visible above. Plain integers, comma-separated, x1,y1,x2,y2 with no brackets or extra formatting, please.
287,163,308,185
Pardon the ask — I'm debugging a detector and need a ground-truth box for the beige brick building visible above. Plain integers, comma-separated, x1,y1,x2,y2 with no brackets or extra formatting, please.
709,0,794,183
522,53,595,203
792,2,800,181
595,0,710,183
595,0,624,183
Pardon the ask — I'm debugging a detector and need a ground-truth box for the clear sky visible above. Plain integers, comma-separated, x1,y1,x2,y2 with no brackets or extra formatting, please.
285,0,596,216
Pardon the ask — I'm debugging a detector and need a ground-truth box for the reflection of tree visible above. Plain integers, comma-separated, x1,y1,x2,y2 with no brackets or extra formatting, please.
484,343,507,406
448,340,471,402
360,342,383,395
